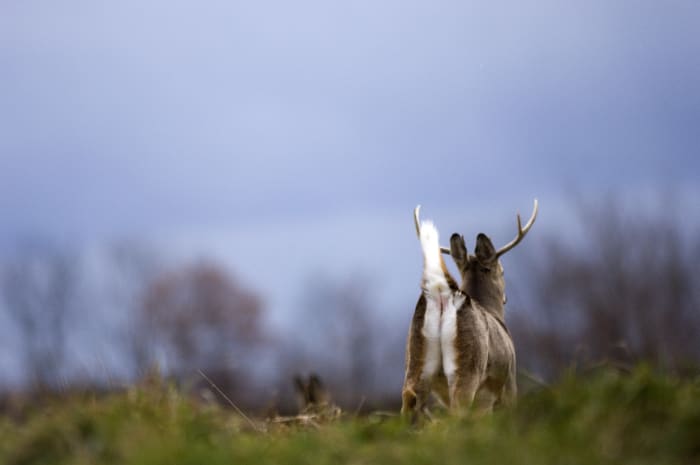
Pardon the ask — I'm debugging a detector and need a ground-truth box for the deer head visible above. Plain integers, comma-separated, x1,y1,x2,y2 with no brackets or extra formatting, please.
293,373,330,412
451,200,538,318
415,200,538,319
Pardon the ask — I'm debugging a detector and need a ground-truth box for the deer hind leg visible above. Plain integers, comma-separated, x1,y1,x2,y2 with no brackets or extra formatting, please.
448,375,501,416
446,336,489,414
448,373,479,414
401,378,431,423
431,370,450,409
402,336,441,421
402,340,441,421
442,298,489,414
472,380,501,415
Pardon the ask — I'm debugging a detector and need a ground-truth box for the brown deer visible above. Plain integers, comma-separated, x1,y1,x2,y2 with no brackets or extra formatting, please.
293,373,331,413
401,200,538,418
292,373,342,420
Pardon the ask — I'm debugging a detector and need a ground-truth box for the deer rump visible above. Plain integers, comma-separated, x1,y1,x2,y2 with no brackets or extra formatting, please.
403,275,516,415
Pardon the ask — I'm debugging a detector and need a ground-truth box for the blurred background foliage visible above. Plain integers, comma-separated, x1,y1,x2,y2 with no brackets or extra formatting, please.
1,0,698,425
0,197,698,414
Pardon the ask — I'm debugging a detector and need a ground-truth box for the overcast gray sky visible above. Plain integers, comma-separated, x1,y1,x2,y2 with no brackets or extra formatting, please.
1,1,699,332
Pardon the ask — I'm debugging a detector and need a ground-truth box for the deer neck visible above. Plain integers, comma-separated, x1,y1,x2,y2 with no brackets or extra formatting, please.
464,283,505,321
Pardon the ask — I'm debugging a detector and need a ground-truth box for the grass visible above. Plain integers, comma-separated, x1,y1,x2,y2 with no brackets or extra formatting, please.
1,366,699,465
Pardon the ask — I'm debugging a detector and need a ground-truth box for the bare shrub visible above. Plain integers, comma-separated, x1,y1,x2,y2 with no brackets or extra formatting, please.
138,262,264,393
0,241,77,388
511,198,700,378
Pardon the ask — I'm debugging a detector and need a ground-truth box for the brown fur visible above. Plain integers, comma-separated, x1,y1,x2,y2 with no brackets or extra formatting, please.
402,202,536,416
293,373,334,413
402,232,518,417
447,233,516,413
401,294,427,415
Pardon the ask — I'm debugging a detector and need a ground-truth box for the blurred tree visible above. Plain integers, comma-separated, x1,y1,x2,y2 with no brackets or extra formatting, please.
0,242,78,388
139,262,263,389
107,240,162,376
511,198,700,378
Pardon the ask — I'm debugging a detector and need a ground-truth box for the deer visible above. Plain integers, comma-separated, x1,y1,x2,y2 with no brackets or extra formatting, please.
292,373,341,419
293,373,331,413
401,200,538,418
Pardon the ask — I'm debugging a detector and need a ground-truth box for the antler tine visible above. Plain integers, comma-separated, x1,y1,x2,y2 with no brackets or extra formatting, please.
495,199,539,258
413,205,451,255
413,205,422,238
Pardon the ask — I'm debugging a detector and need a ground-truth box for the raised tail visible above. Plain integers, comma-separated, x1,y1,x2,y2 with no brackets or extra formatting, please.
419,220,454,296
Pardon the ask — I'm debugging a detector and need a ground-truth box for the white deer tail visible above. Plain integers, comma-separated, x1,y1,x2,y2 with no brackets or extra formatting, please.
419,220,450,296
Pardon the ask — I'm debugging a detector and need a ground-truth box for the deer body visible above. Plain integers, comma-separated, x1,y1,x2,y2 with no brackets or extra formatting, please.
402,201,537,417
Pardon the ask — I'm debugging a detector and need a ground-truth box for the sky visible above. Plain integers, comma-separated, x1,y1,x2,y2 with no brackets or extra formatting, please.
1,1,699,336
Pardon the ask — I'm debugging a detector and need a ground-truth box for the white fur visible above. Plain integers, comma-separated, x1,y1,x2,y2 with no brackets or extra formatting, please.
421,297,442,380
441,292,466,387
419,220,457,382
419,220,450,296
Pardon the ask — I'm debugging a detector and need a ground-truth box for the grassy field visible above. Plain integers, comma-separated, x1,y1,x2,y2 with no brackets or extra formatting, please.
1,366,698,465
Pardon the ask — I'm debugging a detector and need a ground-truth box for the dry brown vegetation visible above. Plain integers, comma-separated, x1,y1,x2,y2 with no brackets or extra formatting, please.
510,198,700,379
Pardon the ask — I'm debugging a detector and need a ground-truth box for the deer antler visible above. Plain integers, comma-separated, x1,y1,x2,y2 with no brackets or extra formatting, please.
495,199,538,258
414,205,451,255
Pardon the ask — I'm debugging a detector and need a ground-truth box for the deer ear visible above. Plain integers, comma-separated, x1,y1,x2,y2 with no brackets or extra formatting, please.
475,233,497,263
450,233,468,267
308,373,324,403
293,375,305,395
309,373,324,391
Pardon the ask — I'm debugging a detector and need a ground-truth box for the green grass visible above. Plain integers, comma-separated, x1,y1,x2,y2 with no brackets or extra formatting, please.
1,366,699,465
